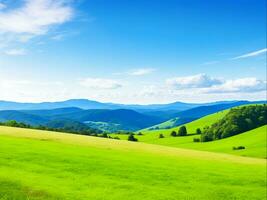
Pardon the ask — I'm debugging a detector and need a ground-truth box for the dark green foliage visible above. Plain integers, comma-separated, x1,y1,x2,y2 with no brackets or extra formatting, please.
201,105,267,142
159,134,164,138
170,131,177,137
137,132,143,135
178,126,187,136
193,138,200,142
233,146,245,150
45,119,102,135
0,120,100,136
0,120,31,128
128,134,138,142
101,133,108,138
196,128,202,134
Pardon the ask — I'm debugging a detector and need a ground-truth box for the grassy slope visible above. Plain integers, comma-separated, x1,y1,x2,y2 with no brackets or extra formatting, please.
140,117,180,131
139,109,228,135
0,126,266,200
138,125,266,158
110,109,229,141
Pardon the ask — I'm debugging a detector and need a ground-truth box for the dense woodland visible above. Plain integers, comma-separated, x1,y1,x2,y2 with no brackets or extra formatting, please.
200,105,267,142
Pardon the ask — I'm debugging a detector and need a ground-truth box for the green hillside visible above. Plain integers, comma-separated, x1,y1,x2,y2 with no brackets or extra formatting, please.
0,126,266,200
140,108,228,135
139,126,266,158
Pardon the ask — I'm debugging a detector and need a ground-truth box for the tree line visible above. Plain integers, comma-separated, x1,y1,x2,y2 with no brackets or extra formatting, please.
200,105,266,142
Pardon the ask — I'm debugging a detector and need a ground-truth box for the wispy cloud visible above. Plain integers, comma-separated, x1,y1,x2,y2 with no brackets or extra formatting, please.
232,48,267,60
79,78,123,89
4,48,27,56
128,68,156,76
0,0,74,49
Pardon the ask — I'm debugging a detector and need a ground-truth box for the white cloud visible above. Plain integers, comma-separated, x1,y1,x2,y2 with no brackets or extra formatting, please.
232,48,267,60
166,74,266,94
129,68,156,76
0,0,74,50
4,48,27,55
166,74,222,89
0,0,73,35
204,78,266,93
79,78,123,89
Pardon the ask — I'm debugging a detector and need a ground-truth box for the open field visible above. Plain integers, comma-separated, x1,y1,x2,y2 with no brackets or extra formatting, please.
0,126,266,200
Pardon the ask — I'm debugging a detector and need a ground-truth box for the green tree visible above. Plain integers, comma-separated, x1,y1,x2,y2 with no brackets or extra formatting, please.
170,131,177,137
196,128,202,134
128,134,138,142
178,126,187,136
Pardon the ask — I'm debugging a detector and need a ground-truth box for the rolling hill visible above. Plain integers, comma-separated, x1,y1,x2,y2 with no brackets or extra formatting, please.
143,101,266,130
0,126,265,200
0,108,164,132
0,110,48,126
134,125,267,158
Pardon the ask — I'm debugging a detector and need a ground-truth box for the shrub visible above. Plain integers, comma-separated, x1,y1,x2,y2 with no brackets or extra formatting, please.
170,131,177,137
233,146,246,150
101,133,108,138
137,132,143,136
128,134,138,142
196,128,202,134
159,134,164,138
193,138,200,142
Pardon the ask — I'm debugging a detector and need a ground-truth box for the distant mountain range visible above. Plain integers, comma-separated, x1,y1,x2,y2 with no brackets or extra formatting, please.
0,99,264,111
0,99,265,132
0,108,163,132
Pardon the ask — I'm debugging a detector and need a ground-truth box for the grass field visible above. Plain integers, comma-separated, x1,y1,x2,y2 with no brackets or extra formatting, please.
139,109,228,135
0,126,266,200
138,125,266,158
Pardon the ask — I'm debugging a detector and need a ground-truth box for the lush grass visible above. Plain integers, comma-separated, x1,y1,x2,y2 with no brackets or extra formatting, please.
0,126,266,200
135,126,266,158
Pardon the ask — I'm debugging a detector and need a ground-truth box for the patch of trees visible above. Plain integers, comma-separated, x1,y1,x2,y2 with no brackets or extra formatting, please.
0,120,102,136
0,120,124,140
128,134,138,142
200,105,267,142
0,120,31,128
170,126,188,137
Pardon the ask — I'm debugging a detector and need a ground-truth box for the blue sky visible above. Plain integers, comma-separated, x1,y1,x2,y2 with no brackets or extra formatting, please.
0,0,266,104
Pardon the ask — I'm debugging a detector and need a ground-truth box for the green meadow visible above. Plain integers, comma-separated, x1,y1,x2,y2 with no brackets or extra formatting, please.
0,126,266,200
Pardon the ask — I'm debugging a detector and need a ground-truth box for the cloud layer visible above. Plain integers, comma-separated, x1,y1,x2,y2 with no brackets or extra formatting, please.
166,74,266,94
166,74,222,89
79,78,123,90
